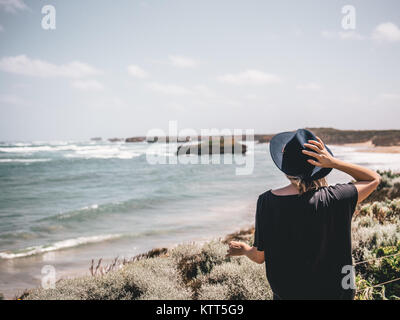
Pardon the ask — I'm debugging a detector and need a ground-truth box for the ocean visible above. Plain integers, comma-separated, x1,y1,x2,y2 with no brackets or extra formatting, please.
1,140,399,298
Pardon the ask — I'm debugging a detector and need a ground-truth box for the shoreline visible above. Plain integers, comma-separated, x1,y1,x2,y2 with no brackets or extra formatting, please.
333,141,400,154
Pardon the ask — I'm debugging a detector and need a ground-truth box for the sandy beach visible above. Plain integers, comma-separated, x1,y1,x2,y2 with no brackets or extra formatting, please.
340,141,400,154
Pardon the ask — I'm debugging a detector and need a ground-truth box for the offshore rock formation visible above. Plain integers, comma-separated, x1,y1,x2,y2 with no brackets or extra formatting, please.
177,137,247,155
125,137,146,143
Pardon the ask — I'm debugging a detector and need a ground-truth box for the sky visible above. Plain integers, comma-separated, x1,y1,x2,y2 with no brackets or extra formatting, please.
0,0,399,141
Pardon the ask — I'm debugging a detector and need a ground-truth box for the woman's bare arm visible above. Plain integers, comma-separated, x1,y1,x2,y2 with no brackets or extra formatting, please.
226,241,264,264
330,159,381,203
303,137,381,203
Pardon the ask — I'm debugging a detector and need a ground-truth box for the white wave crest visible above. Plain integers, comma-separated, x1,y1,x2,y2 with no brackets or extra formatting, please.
0,234,122,259
0,158,51,163
65,149,142,159
0,143,148,159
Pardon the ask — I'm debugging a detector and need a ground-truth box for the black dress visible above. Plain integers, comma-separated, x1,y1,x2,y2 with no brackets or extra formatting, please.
253,183,358,300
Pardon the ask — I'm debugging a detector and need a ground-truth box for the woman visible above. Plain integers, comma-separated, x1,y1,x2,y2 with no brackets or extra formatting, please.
226,129,380,300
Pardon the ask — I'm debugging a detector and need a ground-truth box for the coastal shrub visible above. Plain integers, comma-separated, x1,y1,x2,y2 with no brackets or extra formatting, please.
222,227,254,244
352,193,400,300
355,243,400,300
126,258,192,300
196,283,230,300
356,198,400,224
352,196,400,264
355,275,386,300
172,241,227,283
352,220,400,261
197,257,272,300
376,170,400,190
24,272,143,300
364,171,400,202
24,256,191,300
371,244,400,299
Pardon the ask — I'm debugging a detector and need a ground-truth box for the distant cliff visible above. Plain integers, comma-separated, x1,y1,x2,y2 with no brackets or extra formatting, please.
255,128,400,146
108,128,400,147
307,128,400,146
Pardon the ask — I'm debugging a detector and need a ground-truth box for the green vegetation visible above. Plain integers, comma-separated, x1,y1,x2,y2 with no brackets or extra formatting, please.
355,244,400,300
21,171,400,300
352,171,400,299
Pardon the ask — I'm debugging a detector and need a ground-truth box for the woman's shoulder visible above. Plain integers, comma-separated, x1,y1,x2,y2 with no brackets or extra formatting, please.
309,182,358,208
315,182,356,196
257,190,270,201
257,188,298,205
256,190,273,208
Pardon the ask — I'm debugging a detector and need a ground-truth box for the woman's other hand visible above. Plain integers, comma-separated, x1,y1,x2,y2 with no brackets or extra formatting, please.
226,241,265,264
226,241,249,257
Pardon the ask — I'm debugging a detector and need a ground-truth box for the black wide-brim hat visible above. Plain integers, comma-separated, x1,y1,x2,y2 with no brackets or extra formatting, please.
269,129,333,181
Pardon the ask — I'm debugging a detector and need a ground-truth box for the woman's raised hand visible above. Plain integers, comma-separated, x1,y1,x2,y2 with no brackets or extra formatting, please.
302,136,337,168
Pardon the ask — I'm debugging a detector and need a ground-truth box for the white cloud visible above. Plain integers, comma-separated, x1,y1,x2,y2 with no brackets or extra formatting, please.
192,84,216,98
165,101,185,111
243,93,258,101
127,64,149,78
168,55,198,68
379,93,400,101
71,79,104,91
147,82,193,96
338,31,365,40
0,25,4,32
217,69,282,86
147,82,218,98
372,22,400,43
321,30,365,40
296,82,322,91
293,28,303,37
0,55,102,78
0,0,27,13
322,23,400,43
84,96,128,110
321,31,335,39
0,93,26,105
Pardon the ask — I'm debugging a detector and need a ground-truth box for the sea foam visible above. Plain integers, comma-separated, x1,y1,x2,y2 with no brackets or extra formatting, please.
0,234,122,259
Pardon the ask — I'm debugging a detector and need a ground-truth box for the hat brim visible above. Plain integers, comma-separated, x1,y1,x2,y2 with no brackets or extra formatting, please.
269,131,333,181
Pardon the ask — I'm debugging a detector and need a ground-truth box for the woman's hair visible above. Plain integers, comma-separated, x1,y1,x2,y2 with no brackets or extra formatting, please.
286,175,328,194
